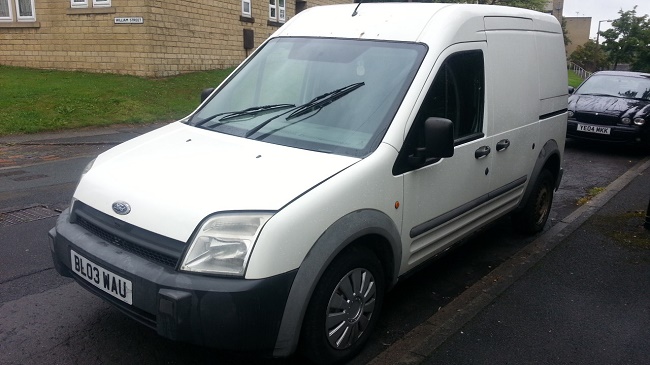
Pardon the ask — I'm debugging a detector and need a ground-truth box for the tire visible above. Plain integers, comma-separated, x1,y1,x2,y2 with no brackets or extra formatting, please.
300,246,385,365
513,169,555,234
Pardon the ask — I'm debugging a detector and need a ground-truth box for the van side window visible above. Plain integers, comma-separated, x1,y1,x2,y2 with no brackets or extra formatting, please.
393,50,485,175
420,50,485,143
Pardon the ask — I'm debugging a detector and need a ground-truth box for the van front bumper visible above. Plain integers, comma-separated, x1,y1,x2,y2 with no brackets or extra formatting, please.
48,209,296,353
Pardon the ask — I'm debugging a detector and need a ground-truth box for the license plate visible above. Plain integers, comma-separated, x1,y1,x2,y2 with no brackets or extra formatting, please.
577,124,611,135
71,250,133,305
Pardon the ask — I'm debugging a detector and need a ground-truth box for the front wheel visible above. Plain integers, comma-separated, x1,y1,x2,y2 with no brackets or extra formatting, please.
513,169,555,234
300,246,385,364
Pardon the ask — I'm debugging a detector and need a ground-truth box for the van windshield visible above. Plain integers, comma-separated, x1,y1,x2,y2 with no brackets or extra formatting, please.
189,37,427,157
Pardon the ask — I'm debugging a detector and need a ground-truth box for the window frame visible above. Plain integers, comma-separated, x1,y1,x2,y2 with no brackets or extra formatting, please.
393,49,486,175
0,0,14,21
427,50,485,143
70,0,88,8
269,0,285,22
71,0,111,9
242,0,251,17
92,0,110,8
14,0,35,22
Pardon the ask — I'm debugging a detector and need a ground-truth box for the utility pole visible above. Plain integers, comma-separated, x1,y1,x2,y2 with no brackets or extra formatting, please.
596,19,612,45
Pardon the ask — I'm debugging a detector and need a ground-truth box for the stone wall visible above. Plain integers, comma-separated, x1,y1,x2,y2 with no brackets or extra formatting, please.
565,16,591,56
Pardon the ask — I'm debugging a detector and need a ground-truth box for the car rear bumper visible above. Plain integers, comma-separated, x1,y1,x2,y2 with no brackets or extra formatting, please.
49,209,297,353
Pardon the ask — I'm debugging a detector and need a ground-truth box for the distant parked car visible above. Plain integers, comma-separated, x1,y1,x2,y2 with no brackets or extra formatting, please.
567,71,650,148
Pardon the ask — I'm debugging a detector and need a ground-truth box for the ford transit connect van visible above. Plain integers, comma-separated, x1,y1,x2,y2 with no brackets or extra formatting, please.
49,3,567,364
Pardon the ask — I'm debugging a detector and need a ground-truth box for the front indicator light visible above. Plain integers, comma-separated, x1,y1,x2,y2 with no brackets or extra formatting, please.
181,213,273,276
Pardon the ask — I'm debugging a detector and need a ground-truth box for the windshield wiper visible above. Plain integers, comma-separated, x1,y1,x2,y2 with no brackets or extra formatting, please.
219,103,296,121
243,82,365,138
190,104,295,127
286,82,365,120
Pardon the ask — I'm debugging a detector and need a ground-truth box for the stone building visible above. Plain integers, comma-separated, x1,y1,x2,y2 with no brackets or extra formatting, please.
543,0,563,22
564,16,591,56
0,0,349,77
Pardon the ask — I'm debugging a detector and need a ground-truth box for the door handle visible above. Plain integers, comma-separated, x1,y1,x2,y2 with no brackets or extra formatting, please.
496,139,510,152
474,146,491,159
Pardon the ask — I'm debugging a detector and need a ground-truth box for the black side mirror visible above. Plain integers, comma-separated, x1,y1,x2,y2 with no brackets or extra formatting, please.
201,88,215,102
568,86,575,95
408,117,454,167
424,117,454,158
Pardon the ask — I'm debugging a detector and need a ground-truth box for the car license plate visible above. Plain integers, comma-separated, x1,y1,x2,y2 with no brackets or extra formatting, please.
577,124,611,135
70,250,133,305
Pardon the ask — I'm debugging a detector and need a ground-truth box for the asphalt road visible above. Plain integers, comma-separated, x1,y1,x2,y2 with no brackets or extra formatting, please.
0,131,646,365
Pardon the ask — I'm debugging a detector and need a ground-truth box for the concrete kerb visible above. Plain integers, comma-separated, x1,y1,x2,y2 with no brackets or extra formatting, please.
0,122,170,171
0,122,170,144
368,156,650,365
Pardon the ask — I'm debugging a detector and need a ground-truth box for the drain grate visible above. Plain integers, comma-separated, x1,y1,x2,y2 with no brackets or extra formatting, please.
0,205,60,227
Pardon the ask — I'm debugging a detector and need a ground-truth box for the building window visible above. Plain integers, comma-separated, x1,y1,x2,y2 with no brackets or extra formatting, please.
92,0,110,8
269,0,285,22
242,0,251,17
0,0,13,21
70,0,87,8
71,0,110,8
0,0,35,21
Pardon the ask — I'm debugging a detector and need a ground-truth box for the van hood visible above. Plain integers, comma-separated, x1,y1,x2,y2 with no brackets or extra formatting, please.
73,122,359,242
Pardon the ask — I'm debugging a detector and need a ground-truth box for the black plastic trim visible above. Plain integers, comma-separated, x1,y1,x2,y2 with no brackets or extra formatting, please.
410,175,527,238
50,211,298,352
539,108,567,120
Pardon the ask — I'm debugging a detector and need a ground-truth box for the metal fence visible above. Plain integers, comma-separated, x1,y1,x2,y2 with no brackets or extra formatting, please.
568,62,592,80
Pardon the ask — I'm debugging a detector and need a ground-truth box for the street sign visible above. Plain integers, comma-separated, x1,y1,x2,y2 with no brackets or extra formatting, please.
114,17,143,24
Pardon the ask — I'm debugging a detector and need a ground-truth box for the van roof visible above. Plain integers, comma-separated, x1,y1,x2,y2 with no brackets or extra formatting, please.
274,3,560,43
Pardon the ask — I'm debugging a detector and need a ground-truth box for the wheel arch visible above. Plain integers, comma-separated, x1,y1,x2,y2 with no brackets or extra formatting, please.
272,209,401,357
516,139,563,212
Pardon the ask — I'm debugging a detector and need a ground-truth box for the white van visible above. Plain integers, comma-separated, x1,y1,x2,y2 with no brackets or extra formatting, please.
49,3,567,364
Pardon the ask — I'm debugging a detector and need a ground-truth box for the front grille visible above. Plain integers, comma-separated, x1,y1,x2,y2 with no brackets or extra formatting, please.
574,112,619,126
71,202,185,269
76,216,180,268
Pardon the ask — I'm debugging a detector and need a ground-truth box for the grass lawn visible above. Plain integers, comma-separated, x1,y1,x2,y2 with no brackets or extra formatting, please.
1,66,585,137
568,70,584,88
0,65,233,136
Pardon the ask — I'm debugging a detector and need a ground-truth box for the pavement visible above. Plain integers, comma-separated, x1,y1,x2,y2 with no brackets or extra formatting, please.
370,156,650,365
2,124,650,365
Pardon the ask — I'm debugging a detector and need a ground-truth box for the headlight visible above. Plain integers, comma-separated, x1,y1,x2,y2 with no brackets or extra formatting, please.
568,110,574,118
634,118,645,126
181,212,273,276
621,117,632,125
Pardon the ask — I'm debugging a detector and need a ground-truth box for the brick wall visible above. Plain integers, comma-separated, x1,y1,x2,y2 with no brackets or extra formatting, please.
0,0,350,77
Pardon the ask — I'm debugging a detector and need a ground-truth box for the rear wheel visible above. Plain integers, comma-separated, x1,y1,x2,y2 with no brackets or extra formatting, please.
513,169,554,234
300,246,384,364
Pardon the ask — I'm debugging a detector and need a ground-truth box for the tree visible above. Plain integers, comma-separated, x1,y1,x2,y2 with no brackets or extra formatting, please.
599,7,650,71
569,40,609,72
